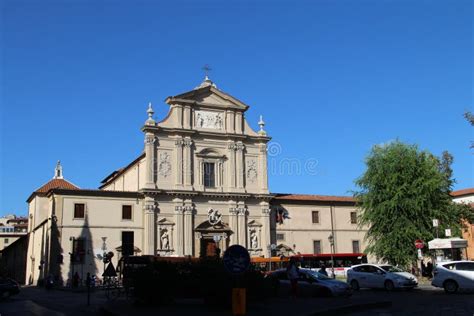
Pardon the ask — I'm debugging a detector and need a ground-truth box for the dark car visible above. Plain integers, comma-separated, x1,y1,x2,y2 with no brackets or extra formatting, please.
0,278,20,299
266,268,352,297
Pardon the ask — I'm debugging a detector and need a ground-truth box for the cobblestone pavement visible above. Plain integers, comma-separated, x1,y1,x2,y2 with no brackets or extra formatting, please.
0,285,473,316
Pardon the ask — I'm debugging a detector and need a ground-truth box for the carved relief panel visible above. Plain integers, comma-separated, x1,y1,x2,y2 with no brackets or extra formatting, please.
195,110,224,130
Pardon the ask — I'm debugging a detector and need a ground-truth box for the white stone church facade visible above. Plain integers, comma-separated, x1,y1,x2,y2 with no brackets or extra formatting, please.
25,77,366,285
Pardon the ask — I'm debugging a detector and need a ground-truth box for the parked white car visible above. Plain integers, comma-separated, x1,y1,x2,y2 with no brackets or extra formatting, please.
432,261,474,293
347,264,418,291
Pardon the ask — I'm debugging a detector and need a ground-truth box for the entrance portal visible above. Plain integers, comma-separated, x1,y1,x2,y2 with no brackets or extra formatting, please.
195,220,233,258
201,239,218,257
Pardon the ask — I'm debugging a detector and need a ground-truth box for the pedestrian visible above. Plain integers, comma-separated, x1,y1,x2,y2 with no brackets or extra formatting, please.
426,261,433,279
72,272,79,288
286,257,299,298
319,265,328,276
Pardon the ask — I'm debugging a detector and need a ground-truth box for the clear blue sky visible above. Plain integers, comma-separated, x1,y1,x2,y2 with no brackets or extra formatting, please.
1,0,473,216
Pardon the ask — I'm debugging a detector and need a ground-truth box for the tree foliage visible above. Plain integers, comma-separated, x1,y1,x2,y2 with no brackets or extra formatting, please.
465,111,474,148
354,141,473,267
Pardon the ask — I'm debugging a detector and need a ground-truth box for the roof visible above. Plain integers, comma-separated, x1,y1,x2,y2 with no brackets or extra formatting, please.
35,178,79,193
99,152,145,188
165,81,250,111
27,178,80,202
451,188,474,198
273,193,356,203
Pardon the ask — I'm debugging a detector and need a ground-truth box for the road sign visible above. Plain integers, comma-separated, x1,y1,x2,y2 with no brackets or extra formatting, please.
414,239,424,249
445,229,451,237
223,245,250,275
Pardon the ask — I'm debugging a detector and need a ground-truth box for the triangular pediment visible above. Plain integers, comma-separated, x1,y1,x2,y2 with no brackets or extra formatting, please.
157,218,175,225
166,85,249,111
248,220,263,227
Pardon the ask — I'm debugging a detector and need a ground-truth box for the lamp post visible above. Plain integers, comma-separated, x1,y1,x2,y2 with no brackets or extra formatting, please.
101,237,107,276
213,235,222,257
328,234,335,278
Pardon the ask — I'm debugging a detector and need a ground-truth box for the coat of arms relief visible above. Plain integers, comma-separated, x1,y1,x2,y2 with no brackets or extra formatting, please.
158,152,171,177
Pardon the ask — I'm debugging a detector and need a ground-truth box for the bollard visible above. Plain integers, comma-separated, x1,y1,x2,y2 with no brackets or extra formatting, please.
232,288,246,316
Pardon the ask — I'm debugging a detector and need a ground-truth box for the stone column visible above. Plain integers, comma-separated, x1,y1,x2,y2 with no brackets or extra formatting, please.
227,143,236,190
183,138,193,189
258,143,268,193
237,205,247,247
235,142,245,191
175,205,184,256
143,197,156,255
261,203,271,258
144,133,155,189
175,139,183,188
183,204,193,256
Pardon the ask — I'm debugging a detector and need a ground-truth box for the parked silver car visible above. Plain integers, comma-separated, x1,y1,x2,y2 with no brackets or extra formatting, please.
347,264,418,291
266,268,352,297
432,261,474,293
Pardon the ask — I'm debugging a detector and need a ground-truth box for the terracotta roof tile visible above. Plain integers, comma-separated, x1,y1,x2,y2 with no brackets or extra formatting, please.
451,188,474,197
35,179,79,193
273,193,356,203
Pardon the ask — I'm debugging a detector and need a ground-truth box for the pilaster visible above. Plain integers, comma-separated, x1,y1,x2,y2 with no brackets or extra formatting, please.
237,204,247,247
143,197,156,255
229,205,238,245
227,142,236,190
175,138,184,189
261,202,271,258
175,204,184,256
183,202,194,256
144,133,155,189
258,143,268,193
235,142,245,192
183,138,193,190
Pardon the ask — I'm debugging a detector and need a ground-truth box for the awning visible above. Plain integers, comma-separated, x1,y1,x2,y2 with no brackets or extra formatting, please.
428,238,468,250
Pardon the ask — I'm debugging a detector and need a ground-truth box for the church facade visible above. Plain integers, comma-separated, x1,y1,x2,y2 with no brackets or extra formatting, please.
25,77,369,285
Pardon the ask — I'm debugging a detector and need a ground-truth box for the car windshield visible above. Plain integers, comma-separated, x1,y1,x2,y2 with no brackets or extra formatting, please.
306,270,331,280
380,265,404,273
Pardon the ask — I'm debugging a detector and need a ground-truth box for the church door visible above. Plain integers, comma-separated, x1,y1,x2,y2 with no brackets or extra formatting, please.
200,239,217,257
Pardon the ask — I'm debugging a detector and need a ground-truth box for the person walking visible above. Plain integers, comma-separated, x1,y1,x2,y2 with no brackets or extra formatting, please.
286,257,300,298
319,265,328,276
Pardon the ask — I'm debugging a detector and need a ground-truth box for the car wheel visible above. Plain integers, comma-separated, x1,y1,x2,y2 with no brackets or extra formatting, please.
443,280,458,294
384,280,395,291
350,280,360,291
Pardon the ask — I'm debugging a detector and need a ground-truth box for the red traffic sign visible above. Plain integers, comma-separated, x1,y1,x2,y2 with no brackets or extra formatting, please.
414,239,424,249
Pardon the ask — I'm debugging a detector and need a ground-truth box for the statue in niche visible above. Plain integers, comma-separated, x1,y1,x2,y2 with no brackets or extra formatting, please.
161,229,170,250
251,230,258,249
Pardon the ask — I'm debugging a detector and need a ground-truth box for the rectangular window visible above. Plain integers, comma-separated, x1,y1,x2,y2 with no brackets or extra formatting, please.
350,211,357,224
276,233,285,241
122,205,132,220
74,203,85,219
72,238,85,263
352,240,360,253
122,231,134,257
4,238,8,244
312,211,319,224
203,162,215,188
313,240,321,254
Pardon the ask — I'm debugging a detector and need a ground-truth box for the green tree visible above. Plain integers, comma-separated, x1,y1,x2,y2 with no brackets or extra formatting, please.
465,111,474,148
354,141,473,267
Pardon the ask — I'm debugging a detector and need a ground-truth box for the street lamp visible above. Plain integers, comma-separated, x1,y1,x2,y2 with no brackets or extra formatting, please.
328,234,335,278
101,237,107,277
213,235,222,257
